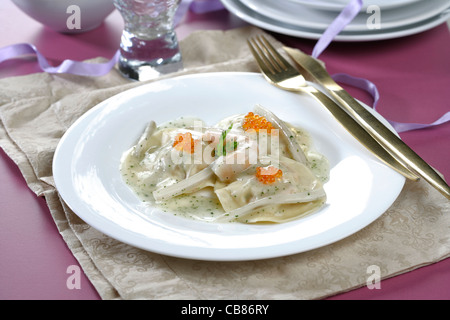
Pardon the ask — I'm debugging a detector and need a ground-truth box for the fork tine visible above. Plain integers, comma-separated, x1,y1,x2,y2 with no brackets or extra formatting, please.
253,36,283,73
255,36,286,72
247,38,276,75
258,36,294,72
249,35,300,78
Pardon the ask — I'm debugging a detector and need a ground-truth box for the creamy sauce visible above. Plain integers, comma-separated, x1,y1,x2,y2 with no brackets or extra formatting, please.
158,192,226,222
120,110,329,224
288,125,329,183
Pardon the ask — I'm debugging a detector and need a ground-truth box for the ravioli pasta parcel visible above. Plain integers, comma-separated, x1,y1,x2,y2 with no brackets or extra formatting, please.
120,105,329,224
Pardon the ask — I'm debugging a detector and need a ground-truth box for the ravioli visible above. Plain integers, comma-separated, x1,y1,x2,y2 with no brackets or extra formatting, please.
120,105,329,224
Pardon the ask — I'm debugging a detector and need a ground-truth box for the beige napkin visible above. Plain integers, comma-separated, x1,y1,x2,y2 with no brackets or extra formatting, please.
1,27,449,300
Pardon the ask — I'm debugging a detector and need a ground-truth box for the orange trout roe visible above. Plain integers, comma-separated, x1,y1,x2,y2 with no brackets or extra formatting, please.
173,132,197,153
242,112,275,133
256,166,283,185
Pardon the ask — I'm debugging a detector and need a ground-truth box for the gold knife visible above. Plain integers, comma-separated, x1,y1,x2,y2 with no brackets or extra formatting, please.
284,46,450,200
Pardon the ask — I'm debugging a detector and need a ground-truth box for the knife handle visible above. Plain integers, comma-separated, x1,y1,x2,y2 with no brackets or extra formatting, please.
339,89,450,199
284,47,450,200
306,88,420,182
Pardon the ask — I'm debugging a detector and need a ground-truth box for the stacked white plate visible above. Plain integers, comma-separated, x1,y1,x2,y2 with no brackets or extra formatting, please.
220,0,450,41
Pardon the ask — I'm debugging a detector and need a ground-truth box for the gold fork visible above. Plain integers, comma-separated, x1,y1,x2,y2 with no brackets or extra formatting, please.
247,36,420,181
248,36,450,200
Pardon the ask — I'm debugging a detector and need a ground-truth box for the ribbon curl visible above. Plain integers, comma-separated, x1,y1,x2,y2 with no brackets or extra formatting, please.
331,73,450,133
0,43,120,76
312,0,363,58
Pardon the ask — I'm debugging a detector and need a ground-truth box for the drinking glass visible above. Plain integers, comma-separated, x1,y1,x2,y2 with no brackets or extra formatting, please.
113,0,183,81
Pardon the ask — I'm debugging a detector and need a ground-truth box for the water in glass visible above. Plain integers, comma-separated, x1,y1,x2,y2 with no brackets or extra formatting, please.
114,0,183,81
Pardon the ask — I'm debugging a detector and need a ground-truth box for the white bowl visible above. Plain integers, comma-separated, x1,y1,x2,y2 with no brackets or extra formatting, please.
11,0,116,33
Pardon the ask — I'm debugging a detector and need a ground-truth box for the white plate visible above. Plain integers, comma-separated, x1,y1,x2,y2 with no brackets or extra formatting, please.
53,72,405,261
287,0,422,12
221,0,450,41
239,0,450,32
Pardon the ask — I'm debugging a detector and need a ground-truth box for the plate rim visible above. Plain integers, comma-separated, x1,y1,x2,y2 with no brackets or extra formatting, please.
220,0,450,41
286,0,423,12
53,71,405,261
239,0,449,31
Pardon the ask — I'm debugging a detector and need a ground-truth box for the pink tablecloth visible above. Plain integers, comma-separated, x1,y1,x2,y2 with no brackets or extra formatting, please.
0,1,449,300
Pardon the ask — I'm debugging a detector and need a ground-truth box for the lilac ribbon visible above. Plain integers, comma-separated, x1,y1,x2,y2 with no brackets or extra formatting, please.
190,0,225,13
0,43,120,76
388,112,450,133
175,0,225,25
312,0,363,58
331,73,450,133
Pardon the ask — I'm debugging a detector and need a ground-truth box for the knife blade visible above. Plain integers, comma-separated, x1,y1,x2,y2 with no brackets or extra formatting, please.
284,46,450,200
